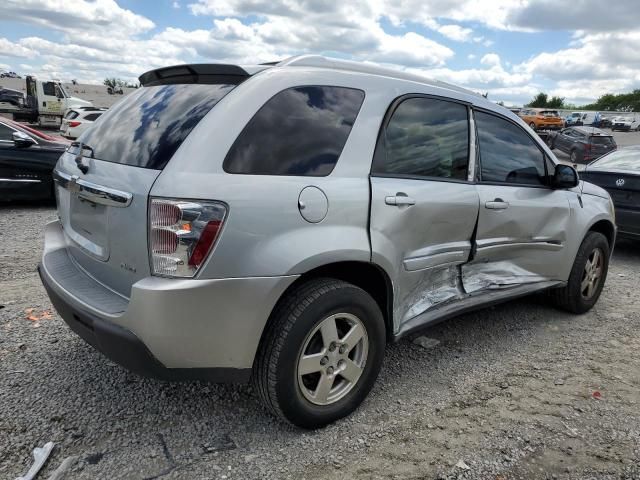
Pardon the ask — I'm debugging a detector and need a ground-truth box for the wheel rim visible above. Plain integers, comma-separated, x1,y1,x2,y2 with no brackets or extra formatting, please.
581,247,604,299
297,313,369,406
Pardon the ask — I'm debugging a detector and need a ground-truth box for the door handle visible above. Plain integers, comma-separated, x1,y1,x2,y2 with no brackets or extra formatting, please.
485,199,509,210
385,194,416,206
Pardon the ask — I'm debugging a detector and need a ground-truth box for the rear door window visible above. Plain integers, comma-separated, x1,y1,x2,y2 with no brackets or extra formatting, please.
74,84,236,169
84,113,101,121
475,110,547,186
223,86,365,176
372,96,469,180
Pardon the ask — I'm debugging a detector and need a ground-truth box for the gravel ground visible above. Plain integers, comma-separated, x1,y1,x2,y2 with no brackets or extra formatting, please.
1,132,640,479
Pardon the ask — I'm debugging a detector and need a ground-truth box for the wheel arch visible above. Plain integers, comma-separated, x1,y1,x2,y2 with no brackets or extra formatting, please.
256,261,395,363
587,218,616,248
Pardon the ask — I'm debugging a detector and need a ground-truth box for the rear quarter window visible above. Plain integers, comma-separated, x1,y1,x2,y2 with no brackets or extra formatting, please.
83,113,102,121
223,86,365,176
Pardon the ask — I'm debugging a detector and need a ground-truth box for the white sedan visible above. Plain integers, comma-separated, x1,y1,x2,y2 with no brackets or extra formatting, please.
60,107,107,139
611,116,640,131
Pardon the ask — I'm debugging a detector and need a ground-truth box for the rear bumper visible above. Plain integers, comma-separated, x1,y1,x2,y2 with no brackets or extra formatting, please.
39,220,298,381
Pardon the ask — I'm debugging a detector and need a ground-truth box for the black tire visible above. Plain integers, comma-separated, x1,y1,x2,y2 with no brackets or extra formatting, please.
548,231,610,314
529,122,536,130
253,278,386,429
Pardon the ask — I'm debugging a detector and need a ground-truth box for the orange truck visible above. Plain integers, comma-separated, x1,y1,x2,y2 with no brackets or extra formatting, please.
518,108,564,130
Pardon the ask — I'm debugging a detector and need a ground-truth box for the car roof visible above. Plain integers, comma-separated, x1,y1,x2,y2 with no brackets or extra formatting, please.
572,126,611,136
139,55,480,99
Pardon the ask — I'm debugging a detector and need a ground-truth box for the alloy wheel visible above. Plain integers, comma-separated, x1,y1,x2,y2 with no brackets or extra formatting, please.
581,247,604,299
297,313,368,406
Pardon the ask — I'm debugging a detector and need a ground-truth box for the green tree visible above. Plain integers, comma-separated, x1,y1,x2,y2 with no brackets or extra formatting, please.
103,77,125,88
526,92,549,108
525,92,565,109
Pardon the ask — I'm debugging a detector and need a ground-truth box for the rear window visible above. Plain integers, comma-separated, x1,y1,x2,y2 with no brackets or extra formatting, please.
223,86,365,176
590,136,614,145
65,110,79,119
73,84,235,169
540,110,559,117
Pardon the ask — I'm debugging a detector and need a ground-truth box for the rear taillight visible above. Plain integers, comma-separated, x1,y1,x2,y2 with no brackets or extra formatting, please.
149,198,227,277
68,121,81,127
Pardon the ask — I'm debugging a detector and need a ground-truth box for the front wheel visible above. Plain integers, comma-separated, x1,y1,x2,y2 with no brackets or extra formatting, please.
253,278,386,428
549,231,610,314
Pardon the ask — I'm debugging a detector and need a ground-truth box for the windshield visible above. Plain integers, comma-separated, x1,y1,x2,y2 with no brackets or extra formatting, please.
591,149,640,171
74,83,235,169
57,83,69,98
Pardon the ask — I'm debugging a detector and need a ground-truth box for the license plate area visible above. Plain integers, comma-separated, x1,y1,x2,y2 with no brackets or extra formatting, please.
67,193,110,261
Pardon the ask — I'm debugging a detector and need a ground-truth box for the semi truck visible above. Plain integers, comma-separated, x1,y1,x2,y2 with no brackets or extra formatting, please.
0,76,93,128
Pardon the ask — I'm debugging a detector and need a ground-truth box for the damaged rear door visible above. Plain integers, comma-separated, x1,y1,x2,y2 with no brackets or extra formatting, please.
463,110,571,293
369,95,479,334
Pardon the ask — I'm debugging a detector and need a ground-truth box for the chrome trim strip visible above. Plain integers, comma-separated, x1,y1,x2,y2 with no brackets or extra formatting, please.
53,170,132,207
0,177,42,183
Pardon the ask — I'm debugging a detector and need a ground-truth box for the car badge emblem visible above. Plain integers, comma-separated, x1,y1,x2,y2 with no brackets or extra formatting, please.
616,178,625,187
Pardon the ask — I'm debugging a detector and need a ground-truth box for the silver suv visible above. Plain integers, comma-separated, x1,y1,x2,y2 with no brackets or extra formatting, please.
39,56,615,428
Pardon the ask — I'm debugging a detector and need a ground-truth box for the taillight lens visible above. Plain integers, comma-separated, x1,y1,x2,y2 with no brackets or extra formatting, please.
68,121,81,127
149,198,227,277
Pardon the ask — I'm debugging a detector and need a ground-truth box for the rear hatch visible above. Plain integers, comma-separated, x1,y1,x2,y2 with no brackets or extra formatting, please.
589,135,616,157
54,78,239,298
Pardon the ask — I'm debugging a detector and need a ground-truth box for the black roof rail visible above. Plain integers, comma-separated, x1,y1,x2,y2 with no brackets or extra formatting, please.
138,64,250,87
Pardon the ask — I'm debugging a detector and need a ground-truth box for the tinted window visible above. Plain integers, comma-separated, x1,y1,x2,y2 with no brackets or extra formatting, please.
84,113,101,121
373,97,469,179
475,111,546,186
224,86,364,176
65,110,79,120
591,149,640,171
590,136,614,145
0,123,14,141
75,84,235,169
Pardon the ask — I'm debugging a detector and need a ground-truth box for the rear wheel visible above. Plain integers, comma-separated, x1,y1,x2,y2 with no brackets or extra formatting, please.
254,278,385,428
549,231,610,314
529,121,536,129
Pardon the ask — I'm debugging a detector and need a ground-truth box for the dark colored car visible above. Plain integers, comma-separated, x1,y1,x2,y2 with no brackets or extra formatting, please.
548,126,617,163
0,87,24,107
0,118,69,201
580,146,640,239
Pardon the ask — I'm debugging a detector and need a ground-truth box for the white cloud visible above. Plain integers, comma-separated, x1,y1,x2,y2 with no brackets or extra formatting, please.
435,24,474,42
0,37,36,58
2,0,154,36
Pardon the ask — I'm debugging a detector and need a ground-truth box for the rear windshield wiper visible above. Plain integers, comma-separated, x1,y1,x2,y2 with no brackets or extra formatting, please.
70,141,95,158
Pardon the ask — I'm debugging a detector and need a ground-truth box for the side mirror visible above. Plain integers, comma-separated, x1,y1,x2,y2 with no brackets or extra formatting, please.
551,164,579,189
12,131,36,148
